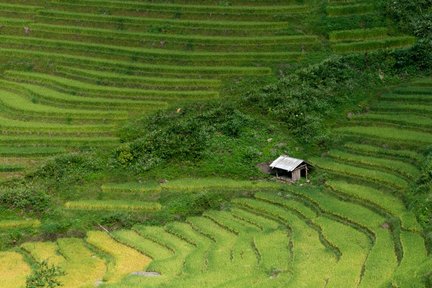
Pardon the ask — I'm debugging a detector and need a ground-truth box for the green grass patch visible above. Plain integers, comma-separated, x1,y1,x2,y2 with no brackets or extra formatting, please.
4,71,219,101
332,36,415,53
329,27,388,42
86,231,150,283
0,219,40,229
327,150,420,180
353,112,432,130
160,178,279,192
0,146,66,156
327,4,375,17
64,200,161,212
335,126,432,145
311,157,409,190
327,180,421,231
57,66,222,90
343,143,422,164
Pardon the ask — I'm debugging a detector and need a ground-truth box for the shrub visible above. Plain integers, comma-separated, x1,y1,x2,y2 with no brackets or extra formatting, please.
26,260,65,288
115,102,252,171
0,187,51,214
33,153,104,186
384,0,432,34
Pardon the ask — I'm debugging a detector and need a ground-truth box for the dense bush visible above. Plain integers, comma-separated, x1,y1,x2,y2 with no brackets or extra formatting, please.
34,153,104,187
26,260,65,288
115,102,252,171
384,0,432,34
0,187,51,214
408,147,432,244
243,55,375,146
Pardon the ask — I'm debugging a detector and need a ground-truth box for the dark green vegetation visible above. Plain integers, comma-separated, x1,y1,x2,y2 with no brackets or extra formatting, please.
0,0,431,287
26,260,65,288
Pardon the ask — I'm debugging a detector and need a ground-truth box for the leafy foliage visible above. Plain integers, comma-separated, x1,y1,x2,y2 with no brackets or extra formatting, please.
26,260,65,288
408,147,432,236
384,0,432,34
33,153,105,189
0,187,51,214
243,55,372,146
115,102,252,171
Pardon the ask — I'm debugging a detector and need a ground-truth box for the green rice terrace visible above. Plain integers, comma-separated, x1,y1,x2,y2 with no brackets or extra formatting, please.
0,0,431,287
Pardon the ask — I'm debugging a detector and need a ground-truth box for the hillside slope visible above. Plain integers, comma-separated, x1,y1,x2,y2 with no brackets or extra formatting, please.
1,79,431,287
0,0,325,181
0,0,431,287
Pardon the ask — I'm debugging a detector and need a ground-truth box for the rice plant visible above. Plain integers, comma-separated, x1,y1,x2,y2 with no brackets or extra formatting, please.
86,231,151,283
0,252,31,288
64,200,161,212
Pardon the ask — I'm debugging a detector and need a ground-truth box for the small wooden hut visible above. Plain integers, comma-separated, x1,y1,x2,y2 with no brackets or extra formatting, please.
269,155,310,182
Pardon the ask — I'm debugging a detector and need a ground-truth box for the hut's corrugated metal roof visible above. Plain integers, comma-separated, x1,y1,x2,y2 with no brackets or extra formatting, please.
270,155,304,172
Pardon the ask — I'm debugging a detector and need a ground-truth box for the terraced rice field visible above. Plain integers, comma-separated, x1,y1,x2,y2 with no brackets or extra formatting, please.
0,0,414,181
0,1,430,287
0,0,322,180
2,111,431,287
310,79,432,286
326,0,415,53
0,180,430,287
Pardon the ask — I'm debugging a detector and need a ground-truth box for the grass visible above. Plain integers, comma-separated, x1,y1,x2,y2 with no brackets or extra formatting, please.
332,36,415,53
310,157,409,190
47,0,311,17
0,219,40,229
21,241,63,265
165,221,212,274
0,35,306,66
335,126,432,145
112,229,173,260
35,9,298,34
64,200,161,212
0,146,66,156
253,230,291,274
57,66,222,89
391,231,432,288
254,191,317,219
280,187,399,288
359,229,398,288
203,210,259,234
1,80,168,111
0,48,272,77
394,86,432,95
0,252,31,288
0,89,127,120
232,198,337,287
56,238,106,288
327,180,421,231
9,23,320,52
343,143,422,164
0,135,119,146
101,181,161,194
86,231,151,283
230,207,281,231
374,102,432,114
134,225,193,276
161,177,279,192
381,92,432,103
0,114,116,134
315,217,369,287
353,113,432,130
327,149,420,180
4,71,219,101
0,164,25,172
329,27,388,42
327,4,375,16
